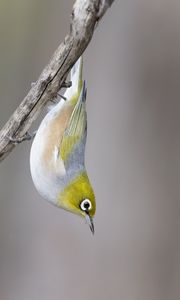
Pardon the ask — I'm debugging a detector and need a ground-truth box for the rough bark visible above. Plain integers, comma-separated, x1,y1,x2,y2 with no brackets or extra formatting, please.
0,0,115,162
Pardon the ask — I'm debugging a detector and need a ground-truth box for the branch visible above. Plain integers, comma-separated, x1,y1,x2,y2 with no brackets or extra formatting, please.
0,0,115,162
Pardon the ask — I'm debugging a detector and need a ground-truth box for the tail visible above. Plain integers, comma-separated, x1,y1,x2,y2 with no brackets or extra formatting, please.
70,56,83,95
62,56,83,104
79,80,87,103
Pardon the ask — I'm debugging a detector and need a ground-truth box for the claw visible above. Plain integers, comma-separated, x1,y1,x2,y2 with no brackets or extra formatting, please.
61,81,72,88
8,131,36,144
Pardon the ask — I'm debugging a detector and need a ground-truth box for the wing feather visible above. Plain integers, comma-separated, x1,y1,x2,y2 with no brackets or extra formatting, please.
60,81,87,163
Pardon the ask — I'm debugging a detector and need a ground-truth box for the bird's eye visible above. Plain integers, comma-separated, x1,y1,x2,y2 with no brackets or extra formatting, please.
80,199,92,211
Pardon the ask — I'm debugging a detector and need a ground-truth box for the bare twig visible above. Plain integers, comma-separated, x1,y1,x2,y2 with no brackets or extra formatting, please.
0,0,115,162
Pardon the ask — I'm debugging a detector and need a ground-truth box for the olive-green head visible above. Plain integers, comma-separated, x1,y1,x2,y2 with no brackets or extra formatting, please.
58,172,96,233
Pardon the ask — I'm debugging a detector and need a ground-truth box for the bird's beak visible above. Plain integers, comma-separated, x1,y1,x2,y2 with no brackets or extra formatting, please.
85,212,94,234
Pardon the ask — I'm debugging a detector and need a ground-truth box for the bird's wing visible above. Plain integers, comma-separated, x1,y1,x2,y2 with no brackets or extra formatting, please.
60,81,87,164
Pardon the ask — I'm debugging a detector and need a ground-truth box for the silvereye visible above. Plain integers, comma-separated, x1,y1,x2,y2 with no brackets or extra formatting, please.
30,57,96,233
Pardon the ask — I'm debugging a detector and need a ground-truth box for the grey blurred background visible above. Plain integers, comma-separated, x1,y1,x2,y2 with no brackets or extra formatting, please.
0,0,180,299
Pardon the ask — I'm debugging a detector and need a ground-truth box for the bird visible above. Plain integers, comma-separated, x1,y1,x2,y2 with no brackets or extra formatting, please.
30,56,96,233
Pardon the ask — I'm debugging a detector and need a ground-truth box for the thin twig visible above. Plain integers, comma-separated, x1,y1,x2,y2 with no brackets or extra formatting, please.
0,0,115,162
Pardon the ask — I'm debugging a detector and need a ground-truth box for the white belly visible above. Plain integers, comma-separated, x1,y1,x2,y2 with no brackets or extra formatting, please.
30,101,66,204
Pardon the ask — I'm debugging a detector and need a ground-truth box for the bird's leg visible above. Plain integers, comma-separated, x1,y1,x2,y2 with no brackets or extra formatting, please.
57,81,72,100
31,81,71,88
57,93,66,100
31,81,71,104
50,93,67,105
8,131,37,144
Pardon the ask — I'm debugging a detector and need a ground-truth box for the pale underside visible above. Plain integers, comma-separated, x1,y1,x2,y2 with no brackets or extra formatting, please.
30,98,86,204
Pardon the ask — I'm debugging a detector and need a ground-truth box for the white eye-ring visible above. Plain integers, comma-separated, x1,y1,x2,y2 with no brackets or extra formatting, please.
80,199,92,212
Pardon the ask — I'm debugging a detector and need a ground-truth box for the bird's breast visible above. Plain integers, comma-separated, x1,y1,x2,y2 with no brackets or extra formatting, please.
30,101,74,203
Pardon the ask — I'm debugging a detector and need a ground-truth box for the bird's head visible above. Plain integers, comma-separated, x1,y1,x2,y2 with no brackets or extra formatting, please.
57,172,96,233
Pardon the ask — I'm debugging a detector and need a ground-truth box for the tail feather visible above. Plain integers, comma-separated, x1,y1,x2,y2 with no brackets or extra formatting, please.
63,56,83,103
79,80,87,103
70,56,83,94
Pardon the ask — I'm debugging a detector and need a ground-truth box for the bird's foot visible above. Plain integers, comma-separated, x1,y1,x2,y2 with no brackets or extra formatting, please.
61,81,72,88
8,131,37,144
